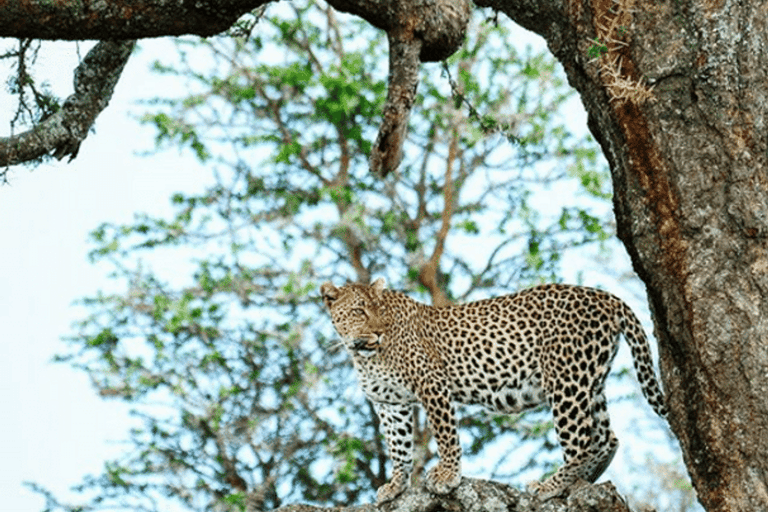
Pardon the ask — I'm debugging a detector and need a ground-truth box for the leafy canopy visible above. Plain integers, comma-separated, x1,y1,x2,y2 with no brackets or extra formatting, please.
42,2,617,511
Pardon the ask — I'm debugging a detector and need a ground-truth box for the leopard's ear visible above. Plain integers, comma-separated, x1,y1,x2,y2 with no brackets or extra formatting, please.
371,277,386,293
320,282,339,307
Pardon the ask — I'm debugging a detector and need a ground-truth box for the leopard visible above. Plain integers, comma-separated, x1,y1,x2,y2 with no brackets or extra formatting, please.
320,278,667,503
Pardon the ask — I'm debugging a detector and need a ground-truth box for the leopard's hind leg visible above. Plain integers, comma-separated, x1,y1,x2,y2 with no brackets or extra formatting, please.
582,383,618,483
529,368,617,499
528,378,596,500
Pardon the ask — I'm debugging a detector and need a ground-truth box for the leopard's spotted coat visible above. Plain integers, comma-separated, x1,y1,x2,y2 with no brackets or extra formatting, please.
321,278,666,502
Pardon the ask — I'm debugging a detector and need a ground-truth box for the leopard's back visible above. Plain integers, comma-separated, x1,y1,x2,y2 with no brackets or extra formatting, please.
411,285,632,412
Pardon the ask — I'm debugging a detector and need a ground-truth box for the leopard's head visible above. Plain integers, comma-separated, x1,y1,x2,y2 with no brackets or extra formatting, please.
320,278,390,354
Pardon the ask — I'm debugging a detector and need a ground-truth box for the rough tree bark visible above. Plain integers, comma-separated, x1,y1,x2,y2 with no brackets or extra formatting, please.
1,0,471,177
0,0,268,39
269,479,635,512
325,0,472,176
1,0,273,169
2,1,767,511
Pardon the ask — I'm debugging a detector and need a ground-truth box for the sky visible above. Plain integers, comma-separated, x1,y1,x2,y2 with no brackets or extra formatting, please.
0,39,210,512
0,22,693,512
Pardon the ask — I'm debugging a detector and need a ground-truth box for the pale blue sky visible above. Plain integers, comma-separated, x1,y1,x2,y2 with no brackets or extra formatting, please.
0,39,209,511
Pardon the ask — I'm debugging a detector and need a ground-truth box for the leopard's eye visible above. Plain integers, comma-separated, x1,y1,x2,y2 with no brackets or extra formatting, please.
352,308,365,316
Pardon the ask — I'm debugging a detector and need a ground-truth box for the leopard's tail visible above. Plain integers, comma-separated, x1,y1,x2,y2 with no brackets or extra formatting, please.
619,302,667,418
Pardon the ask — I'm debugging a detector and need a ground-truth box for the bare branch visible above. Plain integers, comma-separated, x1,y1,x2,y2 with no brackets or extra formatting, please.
326,0,472,62
1,0,470,176
0,40,135,168
417,131,457,307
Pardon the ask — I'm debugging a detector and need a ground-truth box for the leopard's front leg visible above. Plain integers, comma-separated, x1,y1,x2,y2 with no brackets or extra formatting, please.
417,373,462,495
373,402,415,504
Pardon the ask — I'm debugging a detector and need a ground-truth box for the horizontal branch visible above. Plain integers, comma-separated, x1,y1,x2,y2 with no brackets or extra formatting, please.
1,0,470,174
0,0,270,40
270,479,633,512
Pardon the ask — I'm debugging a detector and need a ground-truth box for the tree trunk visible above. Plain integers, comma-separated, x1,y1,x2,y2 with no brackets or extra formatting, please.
477,1,768,511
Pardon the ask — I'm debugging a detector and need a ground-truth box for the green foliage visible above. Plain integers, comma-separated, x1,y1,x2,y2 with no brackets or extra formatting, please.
587,38,609,59
44,2,619,511
142,112,210,161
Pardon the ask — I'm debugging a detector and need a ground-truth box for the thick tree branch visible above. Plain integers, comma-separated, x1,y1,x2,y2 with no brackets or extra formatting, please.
0,0,271,40
326,0,472,62
0,40,135,167
2,0,470,173
270,479,633,512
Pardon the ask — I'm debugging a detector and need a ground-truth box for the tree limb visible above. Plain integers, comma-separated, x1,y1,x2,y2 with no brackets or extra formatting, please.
2,0,471,173
330,0,472,176
0,0,271,40
368,32,422,177
269,479,634,512
0,40,135,168
326,0,471,62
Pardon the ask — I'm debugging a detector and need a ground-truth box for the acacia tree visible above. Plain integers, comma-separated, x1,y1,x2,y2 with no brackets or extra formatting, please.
3,1,766,512
25,5,636,511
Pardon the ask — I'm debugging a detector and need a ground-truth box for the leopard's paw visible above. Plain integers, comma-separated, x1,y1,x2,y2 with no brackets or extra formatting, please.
527,475,587,501
529,478,567,501
425,464,461,495
376,475,409,504
526,480,544,495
